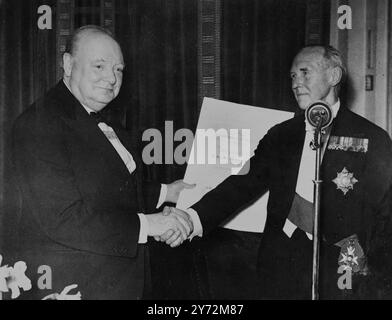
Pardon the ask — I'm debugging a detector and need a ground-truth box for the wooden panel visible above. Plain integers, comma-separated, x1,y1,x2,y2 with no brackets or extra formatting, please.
56,0,74,81
101,0,115,34
306,0,329,45
198,0,221,108
55,0,116,81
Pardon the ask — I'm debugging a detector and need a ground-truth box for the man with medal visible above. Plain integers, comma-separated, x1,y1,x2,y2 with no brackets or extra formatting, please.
165,45,392,299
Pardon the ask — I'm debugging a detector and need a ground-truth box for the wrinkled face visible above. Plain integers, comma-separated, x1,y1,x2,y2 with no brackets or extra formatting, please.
64,32,124,111
290,49,335,110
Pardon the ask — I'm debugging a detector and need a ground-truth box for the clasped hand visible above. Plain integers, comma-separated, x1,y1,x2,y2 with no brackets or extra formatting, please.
146,206,193,247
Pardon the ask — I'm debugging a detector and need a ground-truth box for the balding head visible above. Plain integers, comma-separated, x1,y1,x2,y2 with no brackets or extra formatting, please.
65,25,118,56
62,25,124,111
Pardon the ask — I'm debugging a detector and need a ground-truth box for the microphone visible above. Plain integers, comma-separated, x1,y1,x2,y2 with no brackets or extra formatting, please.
305,101,333,131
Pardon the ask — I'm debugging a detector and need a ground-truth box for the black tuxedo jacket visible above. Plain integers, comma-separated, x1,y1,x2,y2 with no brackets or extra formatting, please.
193,106,392,297
11,81,160,299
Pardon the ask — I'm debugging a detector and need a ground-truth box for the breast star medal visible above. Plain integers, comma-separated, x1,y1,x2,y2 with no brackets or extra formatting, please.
332,167,358,195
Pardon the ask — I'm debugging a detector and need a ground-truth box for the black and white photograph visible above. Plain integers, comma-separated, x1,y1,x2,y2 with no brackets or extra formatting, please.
1,0,392,305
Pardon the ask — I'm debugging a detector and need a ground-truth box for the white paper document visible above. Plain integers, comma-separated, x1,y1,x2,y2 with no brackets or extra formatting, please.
177,98,294,233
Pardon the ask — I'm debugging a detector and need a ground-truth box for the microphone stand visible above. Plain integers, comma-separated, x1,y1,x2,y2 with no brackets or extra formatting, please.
311,120,323,300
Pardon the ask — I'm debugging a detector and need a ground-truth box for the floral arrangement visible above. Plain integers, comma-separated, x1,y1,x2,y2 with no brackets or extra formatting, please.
0,254,81,300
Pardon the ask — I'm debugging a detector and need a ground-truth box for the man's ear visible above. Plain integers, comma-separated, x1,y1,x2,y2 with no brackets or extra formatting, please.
63,53,73,77
329,66,342,87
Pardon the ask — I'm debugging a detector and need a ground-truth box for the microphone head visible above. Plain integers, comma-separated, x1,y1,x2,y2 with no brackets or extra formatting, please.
305,101,333,130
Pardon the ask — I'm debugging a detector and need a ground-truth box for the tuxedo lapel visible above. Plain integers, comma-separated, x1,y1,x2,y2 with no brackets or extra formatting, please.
329,106,367,138
282,115,306,195
268,114,306,225
112,124,141,167
55,82,135,180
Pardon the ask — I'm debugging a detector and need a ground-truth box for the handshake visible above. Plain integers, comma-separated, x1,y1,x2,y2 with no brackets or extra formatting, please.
145,206,194,248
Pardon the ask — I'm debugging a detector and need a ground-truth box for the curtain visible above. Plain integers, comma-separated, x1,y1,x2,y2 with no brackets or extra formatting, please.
0,0,57,254
222,0,310,113
115,0,199,184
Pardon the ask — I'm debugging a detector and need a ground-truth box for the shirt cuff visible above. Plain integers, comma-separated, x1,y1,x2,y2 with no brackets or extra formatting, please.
156,184,167,208
186,208,203,240
137,213,149,244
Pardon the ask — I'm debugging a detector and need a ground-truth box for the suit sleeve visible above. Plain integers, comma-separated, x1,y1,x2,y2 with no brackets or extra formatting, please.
12,112,141,258
142,181,162,212
192,125,278,235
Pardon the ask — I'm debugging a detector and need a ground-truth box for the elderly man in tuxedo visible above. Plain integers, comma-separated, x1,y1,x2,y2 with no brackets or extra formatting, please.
11,25,193,299
168,45,392,299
